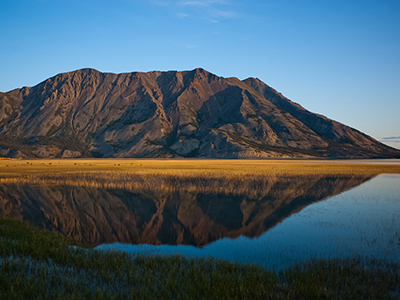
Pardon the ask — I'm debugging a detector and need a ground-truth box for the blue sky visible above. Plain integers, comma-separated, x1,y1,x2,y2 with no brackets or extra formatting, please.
1,0,399,149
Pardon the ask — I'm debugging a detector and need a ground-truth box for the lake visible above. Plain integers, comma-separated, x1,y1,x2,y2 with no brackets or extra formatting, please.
1,171,399,269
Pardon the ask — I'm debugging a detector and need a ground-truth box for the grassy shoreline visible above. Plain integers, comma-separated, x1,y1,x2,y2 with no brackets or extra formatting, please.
0,217,399,299
1,158,400,176
1,160,400,298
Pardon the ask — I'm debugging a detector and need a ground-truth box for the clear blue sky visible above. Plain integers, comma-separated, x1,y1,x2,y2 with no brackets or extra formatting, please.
1,0,399,149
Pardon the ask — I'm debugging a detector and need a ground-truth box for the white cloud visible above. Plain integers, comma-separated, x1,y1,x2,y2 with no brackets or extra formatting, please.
179,0,238,20
208,7,237,18
177,12,189,18
149,0,173,6
179,0,231,7
150,0,238,21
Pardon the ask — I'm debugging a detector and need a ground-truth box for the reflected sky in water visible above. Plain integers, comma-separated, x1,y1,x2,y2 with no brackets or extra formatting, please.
1,172,399,269
97,174,400,269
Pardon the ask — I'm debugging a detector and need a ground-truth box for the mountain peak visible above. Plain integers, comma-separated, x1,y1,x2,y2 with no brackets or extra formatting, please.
187,67,211,78
192,67,206,73
54,67,102,79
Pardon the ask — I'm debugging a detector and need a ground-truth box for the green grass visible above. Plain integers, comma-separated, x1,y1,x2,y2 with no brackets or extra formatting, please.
0,217,399,299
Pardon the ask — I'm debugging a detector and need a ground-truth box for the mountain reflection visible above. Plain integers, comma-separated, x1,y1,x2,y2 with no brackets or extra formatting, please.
0,173,374,246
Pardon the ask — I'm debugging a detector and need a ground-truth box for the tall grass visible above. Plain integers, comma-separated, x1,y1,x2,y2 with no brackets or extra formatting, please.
0,171,372,198
1,217,399,299
0,158,400,176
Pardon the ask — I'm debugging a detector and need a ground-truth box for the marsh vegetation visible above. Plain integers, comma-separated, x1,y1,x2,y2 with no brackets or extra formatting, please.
1,158,400,176
1,159,400,298
1,217,399,299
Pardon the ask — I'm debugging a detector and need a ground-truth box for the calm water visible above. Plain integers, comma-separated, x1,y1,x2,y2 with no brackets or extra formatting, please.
1,173,399,269
96,174,400,269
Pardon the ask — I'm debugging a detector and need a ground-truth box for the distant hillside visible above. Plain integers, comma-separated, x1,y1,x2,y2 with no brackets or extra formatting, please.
0,68,399,158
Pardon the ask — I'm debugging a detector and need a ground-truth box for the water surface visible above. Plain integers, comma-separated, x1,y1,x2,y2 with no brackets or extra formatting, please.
1,172,399,269
97,174,400,269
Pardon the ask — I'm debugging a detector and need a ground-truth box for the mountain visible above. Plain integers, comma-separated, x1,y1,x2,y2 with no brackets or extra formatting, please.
0,68,398,158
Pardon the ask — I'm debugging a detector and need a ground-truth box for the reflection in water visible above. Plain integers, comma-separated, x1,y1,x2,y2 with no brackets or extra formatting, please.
98,175,400,270
0,173,373,247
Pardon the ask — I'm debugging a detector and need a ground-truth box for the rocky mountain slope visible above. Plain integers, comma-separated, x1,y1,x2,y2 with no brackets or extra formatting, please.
0,68,398,158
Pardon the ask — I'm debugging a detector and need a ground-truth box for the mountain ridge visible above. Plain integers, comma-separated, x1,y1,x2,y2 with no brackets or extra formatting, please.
0,68,399,159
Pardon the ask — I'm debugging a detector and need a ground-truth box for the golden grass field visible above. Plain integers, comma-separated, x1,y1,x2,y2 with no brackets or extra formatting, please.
0,158,400,176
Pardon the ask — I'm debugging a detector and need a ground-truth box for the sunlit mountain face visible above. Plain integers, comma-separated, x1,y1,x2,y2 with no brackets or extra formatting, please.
1,68,399,159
